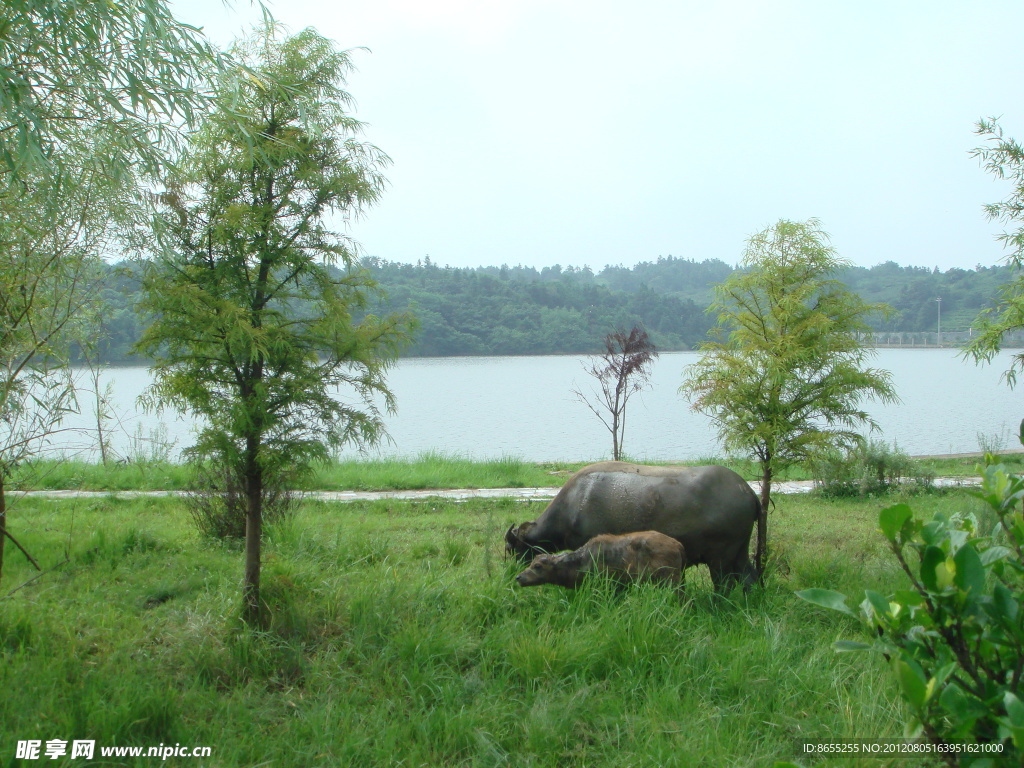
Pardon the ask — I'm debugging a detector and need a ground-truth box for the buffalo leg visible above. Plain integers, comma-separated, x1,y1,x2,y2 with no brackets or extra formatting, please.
675,567,687,602
708,562,730,593
710,549,758,594
709,562,743,594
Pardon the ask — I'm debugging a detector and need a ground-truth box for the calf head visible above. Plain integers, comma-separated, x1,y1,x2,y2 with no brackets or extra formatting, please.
515,552,584,589
514,553,562,587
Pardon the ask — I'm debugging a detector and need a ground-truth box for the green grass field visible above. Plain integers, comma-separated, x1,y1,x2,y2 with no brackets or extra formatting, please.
0,481,994,766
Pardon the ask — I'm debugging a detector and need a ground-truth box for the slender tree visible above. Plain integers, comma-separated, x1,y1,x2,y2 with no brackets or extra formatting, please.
0,0,219,590
0,154,128,587
680,219,898,581
573,327,658,461
137,24,416,624
964,118,1024,384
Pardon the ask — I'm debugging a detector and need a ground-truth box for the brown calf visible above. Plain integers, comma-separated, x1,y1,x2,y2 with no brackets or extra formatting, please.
514,530,685,590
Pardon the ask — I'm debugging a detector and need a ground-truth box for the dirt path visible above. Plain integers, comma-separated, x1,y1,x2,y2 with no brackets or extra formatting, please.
12,476,983,503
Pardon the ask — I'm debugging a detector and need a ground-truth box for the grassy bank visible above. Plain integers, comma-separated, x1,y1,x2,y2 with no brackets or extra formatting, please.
7,450,1002,493
0,488,992,766
7,452,575,493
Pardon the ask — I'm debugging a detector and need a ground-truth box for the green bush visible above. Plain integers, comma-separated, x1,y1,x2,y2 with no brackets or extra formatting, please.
798,461,1024,764
185,459,295,540
811,440,934,497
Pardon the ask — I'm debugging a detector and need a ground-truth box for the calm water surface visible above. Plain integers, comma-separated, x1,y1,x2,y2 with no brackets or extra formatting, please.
60,349,1022,462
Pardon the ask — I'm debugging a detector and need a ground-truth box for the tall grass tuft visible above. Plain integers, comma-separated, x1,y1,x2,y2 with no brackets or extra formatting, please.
312,450,559,490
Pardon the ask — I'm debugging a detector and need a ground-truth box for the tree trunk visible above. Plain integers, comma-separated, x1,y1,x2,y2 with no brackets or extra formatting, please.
616,389,627,462
613,371,624,461
96,390,109,467
756,461,772,585
242,437,264,625
92,368,109,467
0,474,6,589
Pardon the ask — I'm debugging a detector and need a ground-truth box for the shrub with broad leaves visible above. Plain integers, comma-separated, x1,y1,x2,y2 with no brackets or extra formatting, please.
798,461,1024,765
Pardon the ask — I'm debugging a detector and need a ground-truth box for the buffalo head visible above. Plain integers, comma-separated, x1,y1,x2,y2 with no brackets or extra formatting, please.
504,521,539,561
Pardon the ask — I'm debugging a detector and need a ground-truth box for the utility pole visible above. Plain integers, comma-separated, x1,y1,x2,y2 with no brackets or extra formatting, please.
936,297,942,346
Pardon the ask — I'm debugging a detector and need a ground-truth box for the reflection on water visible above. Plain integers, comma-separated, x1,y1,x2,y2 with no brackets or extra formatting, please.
55,349,1022,462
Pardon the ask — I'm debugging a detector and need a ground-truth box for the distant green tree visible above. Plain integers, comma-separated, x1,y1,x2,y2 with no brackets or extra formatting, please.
680,219,898,581
137,24,415,624
964,118,1024,384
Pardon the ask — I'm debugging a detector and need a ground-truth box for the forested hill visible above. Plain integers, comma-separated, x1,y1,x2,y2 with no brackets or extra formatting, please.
360,258,711,356
94,256,1013,361
361,256,1012,356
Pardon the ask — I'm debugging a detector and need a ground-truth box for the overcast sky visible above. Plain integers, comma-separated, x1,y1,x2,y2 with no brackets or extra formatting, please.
168,0,1024,272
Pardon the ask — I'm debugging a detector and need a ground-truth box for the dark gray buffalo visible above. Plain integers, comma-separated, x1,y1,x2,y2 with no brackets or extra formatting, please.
515,531,685,590
505,461,759,590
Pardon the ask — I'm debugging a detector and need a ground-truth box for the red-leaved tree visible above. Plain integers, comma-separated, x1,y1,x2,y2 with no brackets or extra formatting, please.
573,327,658,461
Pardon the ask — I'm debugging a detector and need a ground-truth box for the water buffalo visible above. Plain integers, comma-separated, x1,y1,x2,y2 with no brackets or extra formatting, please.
515,530,685,590
505,461,759,590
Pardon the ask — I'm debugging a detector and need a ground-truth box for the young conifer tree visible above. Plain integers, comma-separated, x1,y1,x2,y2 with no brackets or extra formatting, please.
681,219,898,581
137,24,415,623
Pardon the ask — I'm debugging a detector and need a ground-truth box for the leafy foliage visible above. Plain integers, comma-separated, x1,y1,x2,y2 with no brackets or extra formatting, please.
0,0,219,589
0,180,105,461
846,261,1009,336
964,119,1024,386
0,0,218,182
85,258,715,360
798,462,1024,763
140,25,413,471
681,218,899,581
811,440,935,498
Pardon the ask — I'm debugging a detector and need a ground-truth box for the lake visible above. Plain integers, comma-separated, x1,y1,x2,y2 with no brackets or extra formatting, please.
55,349,1022,463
